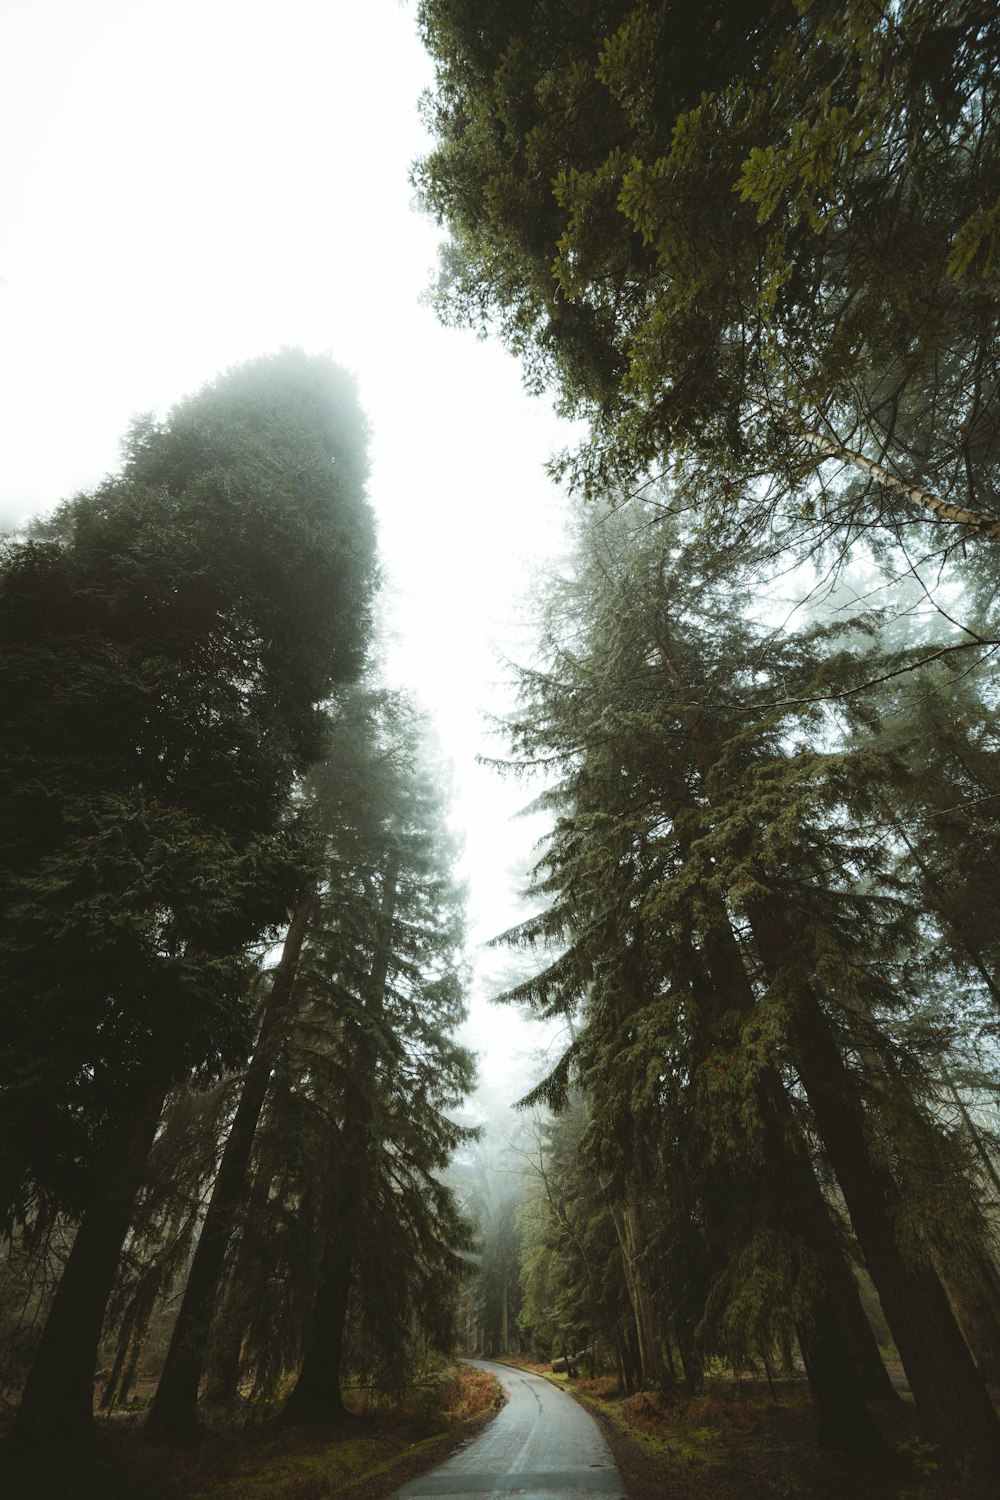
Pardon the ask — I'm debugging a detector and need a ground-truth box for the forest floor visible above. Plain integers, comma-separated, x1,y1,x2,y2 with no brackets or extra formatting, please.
495,1355,1000,1500
0,1362,501,1500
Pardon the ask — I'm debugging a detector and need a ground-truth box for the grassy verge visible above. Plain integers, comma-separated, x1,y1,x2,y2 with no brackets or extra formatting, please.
0,1362,501,1500
493,1356,997,1500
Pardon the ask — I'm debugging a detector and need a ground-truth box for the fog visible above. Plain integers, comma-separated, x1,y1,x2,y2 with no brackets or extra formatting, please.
1,0,572,1104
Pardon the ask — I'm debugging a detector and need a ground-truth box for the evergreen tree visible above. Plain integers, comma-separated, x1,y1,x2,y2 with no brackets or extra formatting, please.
473,1192,524,1360
0,350,376,1448
442,1127,530,1359
495,495,1000,1469
517,1104,639,1387
416,1,1000,556
143,689,381,1442
143,690,476,1434
281,713,476,1422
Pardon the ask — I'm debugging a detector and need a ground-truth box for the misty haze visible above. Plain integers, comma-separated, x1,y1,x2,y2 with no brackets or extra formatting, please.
2,4,1000,1499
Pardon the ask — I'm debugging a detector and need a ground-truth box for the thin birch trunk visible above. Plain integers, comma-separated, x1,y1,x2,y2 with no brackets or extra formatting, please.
793,418,1000,537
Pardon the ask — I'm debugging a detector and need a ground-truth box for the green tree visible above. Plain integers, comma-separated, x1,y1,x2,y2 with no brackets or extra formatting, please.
143,688,383,1442
496,494,1000,1468
139,691,476,1434
517,1104,640,1388
0,350,376,1449
416,1,1000,555
473,1191,524,1360
206,699,476,1425
442,1127,530,1359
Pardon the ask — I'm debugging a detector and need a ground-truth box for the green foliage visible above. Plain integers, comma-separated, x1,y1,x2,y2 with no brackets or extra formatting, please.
517,1102,631,1369
212,690,477,1403
0,350,376,1231
421,0,1000,1467
492,490,1000,1390
417,0,1000,553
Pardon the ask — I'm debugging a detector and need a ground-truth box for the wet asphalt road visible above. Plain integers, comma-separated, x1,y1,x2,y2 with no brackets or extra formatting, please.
392,1359,627,1500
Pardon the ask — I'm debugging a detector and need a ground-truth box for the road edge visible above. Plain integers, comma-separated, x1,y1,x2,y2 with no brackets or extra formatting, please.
484,1358,664,1500
332,1372,507,1500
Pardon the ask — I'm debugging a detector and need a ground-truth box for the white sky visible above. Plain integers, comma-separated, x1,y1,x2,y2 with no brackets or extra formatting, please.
0,0,569,1097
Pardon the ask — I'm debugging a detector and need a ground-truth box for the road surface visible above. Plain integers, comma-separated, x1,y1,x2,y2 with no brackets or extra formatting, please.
393,1360,626,1500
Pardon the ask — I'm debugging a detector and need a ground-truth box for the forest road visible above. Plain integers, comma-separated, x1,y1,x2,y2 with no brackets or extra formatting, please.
392,1359,626,1500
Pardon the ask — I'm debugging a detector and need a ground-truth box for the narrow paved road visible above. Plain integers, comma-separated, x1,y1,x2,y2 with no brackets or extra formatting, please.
393,1360,626,1500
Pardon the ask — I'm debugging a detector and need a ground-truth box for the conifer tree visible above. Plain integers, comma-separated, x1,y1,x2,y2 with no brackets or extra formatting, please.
443,1129,531,1359
0,350,376,1448
496,495,1000,1470
416,1,1000,557
142,691,475,1434
517,1104,641,1388
281,715,475,1422
144,690,382,1442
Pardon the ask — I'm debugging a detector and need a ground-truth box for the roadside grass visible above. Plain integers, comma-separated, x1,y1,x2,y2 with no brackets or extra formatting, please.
0,1361,500,1500
182,1363,499,1500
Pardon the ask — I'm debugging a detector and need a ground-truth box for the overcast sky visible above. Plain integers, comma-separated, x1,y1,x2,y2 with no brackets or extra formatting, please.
0,0,570,1096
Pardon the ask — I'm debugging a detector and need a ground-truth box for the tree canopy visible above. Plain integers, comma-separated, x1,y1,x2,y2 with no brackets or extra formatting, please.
416,0,1000,553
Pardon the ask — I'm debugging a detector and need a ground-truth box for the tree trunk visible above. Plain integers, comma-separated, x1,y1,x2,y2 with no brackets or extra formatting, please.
624,1316,642,1389
281,1091,367,1426
118,1323,146,1408
203,1159,274,1404
102,1286,155,1411
281,1234,353,1424
675,1316,703,1394
100,1320,132,1412
606,1184,670,1390
761,1105,887,1449
795,1290,883,1452
282,856,398,1426
937,1249,1000,1386
780,1329,796,1375
145,897,313,1443
12,1068,170,1449
754,915,1000,1474
201,1274,242,1407
663,1329,678,1382
772,1113,895,1410
819,1231,897,1405
612,1335,627,1394
700,903,888,1439
500,1280,510,1356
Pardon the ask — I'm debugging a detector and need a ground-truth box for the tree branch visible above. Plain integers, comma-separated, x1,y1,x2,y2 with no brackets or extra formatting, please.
794,420,1000,538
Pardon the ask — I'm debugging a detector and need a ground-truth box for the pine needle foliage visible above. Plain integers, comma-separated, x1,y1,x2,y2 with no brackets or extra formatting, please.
212,691,477,1411
491,492,1000,1463
417,1,1000,562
